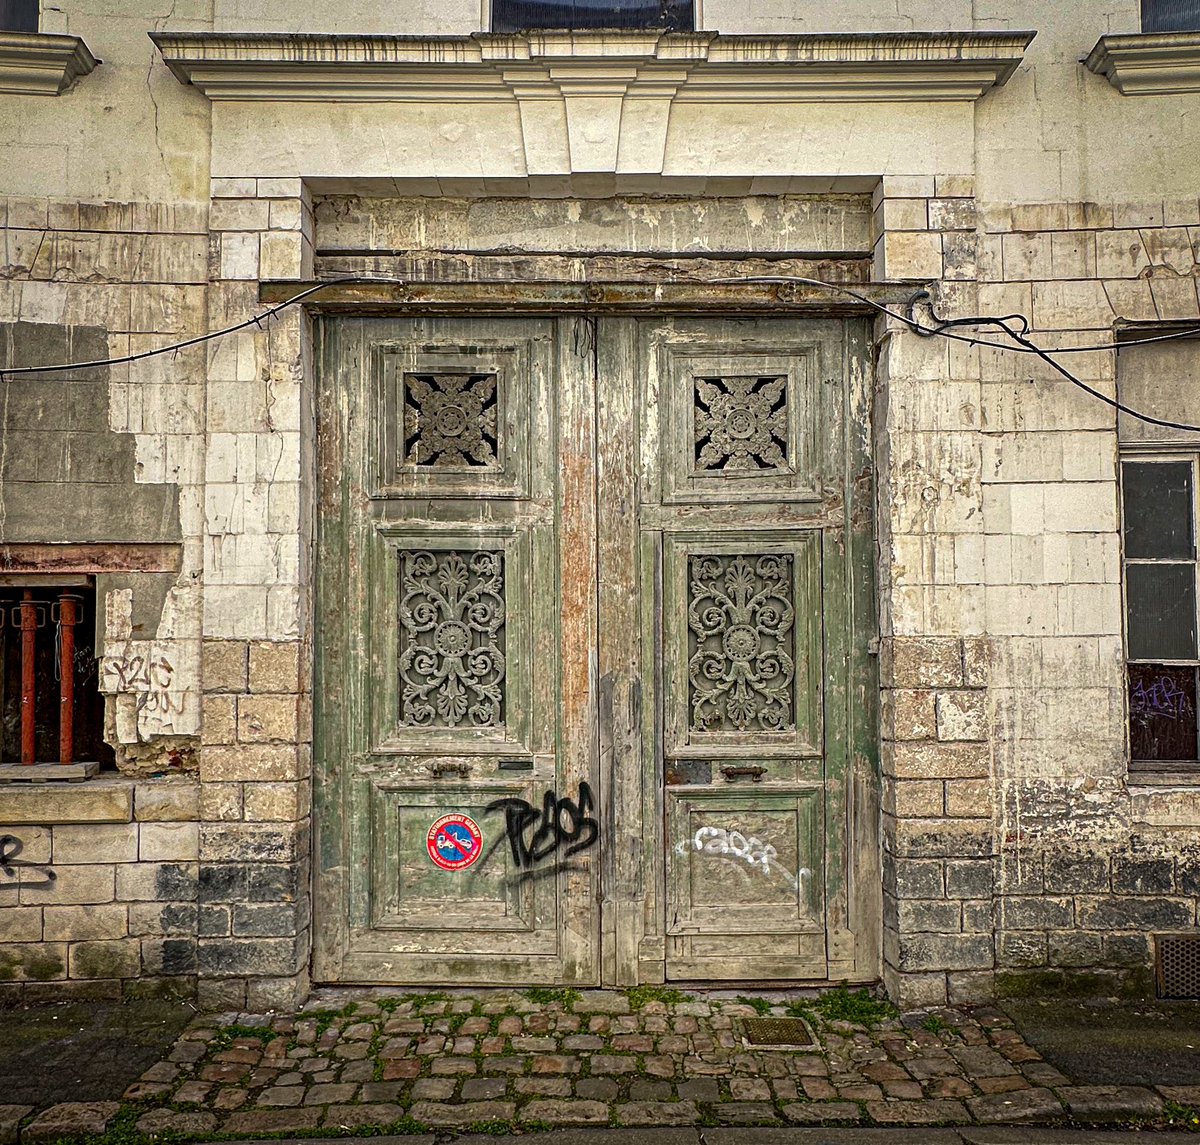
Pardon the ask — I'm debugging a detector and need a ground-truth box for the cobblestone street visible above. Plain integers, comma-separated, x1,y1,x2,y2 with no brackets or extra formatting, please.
8,988,1199,1141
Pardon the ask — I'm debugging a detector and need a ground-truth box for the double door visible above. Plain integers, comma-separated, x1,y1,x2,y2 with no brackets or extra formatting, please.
314,312,878,985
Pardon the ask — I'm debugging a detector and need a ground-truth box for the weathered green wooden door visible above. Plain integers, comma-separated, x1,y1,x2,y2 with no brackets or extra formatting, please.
315,312,877,985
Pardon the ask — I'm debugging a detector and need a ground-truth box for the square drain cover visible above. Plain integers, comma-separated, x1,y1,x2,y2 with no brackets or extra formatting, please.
1157,933,1200,998
740,1016,818,1048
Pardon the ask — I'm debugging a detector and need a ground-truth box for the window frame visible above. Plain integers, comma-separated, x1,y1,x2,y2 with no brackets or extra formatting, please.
0,0,38,34
487,0,696,33
1120,446,1200,776
1141,0,1200,32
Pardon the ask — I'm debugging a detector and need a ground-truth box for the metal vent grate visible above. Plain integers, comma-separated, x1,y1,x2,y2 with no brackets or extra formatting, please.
740,1017,817,1048
1156,934,1200,998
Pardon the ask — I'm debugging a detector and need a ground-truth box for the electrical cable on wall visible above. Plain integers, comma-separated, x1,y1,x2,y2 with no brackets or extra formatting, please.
2,273,1200,433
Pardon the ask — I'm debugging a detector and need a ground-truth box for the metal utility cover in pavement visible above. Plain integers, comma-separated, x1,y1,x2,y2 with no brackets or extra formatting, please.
739,1016,818,1048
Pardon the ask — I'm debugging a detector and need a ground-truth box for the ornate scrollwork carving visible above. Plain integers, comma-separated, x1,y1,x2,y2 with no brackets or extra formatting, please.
398,550,506,728
403,372,499,468
687,554,795,733
693,374,789,472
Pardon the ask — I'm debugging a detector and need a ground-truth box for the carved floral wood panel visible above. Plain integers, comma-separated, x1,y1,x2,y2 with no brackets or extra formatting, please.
398,549,506,728
693,374,789,473
687,553,796,733
402,372,500,468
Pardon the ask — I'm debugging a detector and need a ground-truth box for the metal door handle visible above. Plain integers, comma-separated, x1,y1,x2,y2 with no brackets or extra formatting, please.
720,765,767,783
426,759,472,778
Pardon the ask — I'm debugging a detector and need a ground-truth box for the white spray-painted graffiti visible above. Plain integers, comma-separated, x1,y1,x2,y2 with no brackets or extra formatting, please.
678,826,812,892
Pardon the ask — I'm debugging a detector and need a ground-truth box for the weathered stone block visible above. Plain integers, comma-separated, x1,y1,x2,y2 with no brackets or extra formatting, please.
883,689,937,740
944,779,991,818
1077,896,1193,931
201,695,237,745
0,782,131,825
887,743,989,780
21,864,114,906
885,637,964,688
134,781,200,822
68,938,141,978
944,860,992,901
200,822,307,863
998,896,1074,930
1048,930,1104,967
1111,856,1174,895
897,899,961,933
115,861,198,903
141,936,198,975
232,903,303,938
23,1102,120,1142
0,944,66,981
891,819,994,859
891,780,944,818
1044,854,1109,894
896,932,994,971
998,931,1047,967
139,822,199,862
197,936,305,976
42,903,128,942
200,744,304,782
936,690,987,741
238,695,300,743
202,640,248,693
127,902,197,937
242,781,308,822
249,641,301,693
888,856,945,898
0,907,43,942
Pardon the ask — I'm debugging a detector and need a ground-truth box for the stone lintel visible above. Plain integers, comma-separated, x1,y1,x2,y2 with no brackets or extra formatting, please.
0,31,98,96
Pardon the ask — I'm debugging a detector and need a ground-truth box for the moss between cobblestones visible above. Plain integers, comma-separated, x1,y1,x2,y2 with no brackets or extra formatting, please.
625,985,691,1010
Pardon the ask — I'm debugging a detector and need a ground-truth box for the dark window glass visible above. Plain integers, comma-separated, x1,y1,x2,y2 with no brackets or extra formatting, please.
492,0,694,32
1142,0,1200,30
1129,663,1198,761
0,0,38,32
1122,460,1194,559
1127,562,1198,660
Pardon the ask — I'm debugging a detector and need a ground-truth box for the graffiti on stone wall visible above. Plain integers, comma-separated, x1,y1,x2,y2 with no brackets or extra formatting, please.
483,781,598,877
677,825,811,893
101,653,184,715
0,835,55,890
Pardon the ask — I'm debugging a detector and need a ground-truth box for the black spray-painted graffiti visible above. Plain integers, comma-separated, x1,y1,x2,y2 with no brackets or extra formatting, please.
484,782,598,874
0,835,56,890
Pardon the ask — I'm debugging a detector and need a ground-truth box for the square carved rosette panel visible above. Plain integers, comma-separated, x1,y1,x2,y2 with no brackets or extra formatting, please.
379,340,534,499
661,345,821,504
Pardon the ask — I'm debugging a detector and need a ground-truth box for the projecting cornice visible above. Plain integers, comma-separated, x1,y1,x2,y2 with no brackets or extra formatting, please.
1086,30,1200,94
0,31,98,95
150,29,1034,103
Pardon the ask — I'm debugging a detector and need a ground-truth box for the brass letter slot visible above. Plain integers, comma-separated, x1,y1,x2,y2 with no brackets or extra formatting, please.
720,765,767,783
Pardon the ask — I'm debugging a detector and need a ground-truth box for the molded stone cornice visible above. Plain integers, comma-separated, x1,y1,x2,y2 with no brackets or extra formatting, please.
0,31,98,95
150,29,1034,103
1086,30,1200,94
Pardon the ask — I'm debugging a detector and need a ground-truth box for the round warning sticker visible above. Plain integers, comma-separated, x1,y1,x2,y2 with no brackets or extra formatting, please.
427,813,483,871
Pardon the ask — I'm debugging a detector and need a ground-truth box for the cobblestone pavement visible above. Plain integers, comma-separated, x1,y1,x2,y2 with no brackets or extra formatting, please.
9,988,1200,1141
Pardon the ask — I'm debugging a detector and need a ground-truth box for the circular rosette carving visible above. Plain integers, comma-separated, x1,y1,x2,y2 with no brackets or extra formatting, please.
398,549,506,728
403,372,499,468
687,554,795,733
694,375,789,472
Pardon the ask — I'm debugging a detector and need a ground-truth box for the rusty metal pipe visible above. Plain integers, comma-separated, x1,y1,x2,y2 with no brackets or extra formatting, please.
58,594,75,764
20,591,35,764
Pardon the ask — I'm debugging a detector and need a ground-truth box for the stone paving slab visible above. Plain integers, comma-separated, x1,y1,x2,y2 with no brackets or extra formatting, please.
17,987,1190,1142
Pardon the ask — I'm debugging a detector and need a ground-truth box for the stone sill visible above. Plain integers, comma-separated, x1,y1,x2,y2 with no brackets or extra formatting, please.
1085,30,1200,95
151,29,1034,103
0,774,199,825
0,31,98,95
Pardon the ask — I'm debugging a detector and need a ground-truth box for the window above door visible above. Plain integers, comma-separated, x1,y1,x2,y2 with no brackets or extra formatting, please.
490,0,694,33
1142,0,1200,32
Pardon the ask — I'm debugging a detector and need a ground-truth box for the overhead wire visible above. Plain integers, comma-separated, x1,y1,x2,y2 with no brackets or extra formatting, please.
2,271,1199,432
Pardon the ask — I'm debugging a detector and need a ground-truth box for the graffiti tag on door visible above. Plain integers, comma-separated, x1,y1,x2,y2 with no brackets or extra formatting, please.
483,781,598,878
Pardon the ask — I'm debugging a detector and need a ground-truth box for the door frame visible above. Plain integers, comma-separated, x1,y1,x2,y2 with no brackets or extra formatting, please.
305,281,886,987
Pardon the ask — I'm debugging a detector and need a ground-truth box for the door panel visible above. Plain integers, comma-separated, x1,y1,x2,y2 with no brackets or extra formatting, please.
316,317,599,985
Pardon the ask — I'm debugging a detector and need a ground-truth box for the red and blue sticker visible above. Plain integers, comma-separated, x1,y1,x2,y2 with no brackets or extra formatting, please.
427,813,483,871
